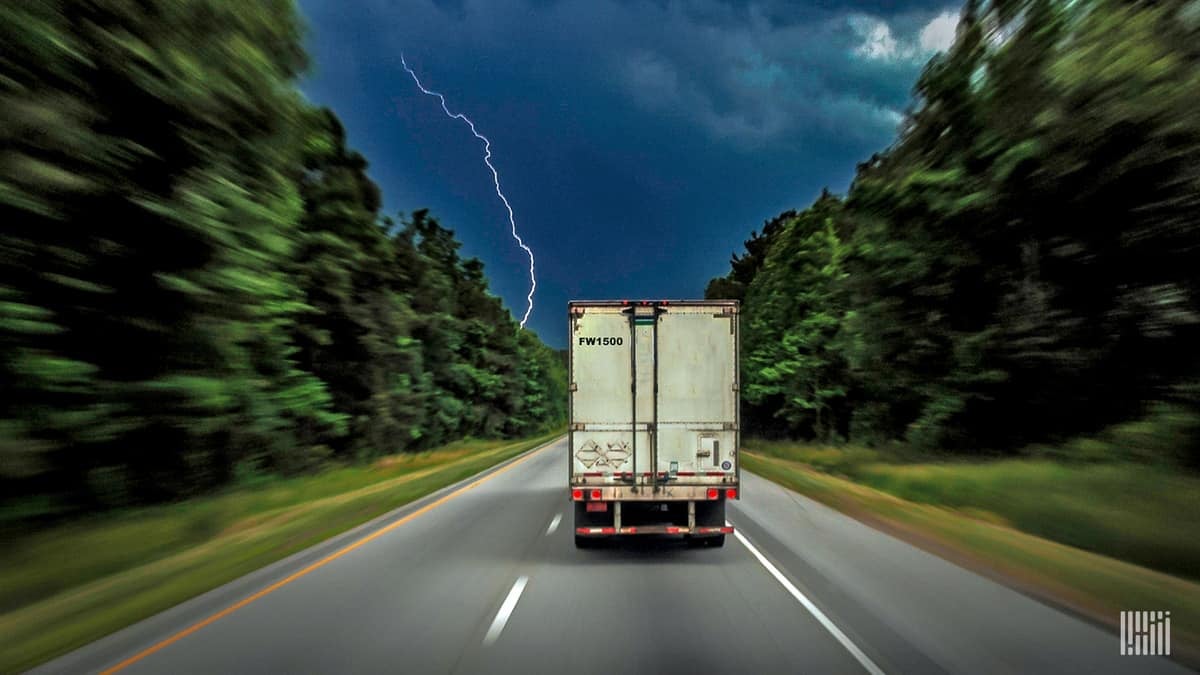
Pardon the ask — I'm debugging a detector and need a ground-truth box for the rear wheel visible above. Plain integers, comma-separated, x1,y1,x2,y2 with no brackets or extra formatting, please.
708,534,726,548
574,534,596,549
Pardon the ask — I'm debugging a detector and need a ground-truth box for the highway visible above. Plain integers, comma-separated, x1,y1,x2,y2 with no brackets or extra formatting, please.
37,437,1189,674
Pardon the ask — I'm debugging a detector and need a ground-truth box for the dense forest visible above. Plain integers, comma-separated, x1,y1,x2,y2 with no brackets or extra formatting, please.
0,1,566,517
708,0,1200,463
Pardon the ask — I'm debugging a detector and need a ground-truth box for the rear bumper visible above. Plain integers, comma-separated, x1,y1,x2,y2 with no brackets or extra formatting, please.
576,525,734,536
569,485,738,501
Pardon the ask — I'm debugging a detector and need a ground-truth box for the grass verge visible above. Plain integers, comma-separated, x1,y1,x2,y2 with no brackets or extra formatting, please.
0,431,562,673
746,440,1200,580
742,451,1200,658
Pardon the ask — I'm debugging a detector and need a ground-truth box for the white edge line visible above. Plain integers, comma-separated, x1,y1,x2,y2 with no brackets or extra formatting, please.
483,576,529,646
732,526,886,675
546,513,562,536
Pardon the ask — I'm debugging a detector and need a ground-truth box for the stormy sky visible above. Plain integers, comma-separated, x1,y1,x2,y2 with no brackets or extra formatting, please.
297,0,961,347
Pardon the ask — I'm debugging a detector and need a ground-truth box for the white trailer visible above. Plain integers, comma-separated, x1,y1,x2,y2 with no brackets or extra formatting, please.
568,300,739,548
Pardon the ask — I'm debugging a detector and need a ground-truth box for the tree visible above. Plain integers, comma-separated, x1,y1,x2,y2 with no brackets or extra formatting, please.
0,0,330,504
715,0,1200,461
741,193,849,441
0,1,568,518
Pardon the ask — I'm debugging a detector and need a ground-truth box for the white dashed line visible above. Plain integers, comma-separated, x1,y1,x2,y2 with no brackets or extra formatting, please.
546,513,562,536
483,576,528,646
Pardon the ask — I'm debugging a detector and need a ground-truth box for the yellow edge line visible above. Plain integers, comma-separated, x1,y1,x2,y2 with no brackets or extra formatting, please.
99,439,558,674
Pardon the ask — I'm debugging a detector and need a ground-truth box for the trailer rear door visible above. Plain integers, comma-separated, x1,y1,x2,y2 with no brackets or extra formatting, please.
569,301,738,486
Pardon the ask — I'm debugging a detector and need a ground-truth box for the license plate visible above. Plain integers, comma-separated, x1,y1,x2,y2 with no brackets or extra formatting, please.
586,502,608,512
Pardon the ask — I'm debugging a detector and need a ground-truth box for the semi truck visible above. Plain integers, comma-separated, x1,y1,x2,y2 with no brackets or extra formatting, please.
568,300,739,548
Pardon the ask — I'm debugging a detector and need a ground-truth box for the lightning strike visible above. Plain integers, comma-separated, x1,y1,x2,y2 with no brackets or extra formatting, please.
400,54,537,329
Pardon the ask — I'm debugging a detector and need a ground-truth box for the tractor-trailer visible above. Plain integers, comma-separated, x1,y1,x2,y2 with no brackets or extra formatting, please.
568,299,739,548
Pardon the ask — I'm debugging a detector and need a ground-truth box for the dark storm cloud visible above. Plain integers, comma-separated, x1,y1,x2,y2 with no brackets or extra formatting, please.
298,0,960,345
620,0,951,27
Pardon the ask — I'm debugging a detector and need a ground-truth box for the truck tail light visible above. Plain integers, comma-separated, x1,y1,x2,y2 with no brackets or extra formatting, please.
590,489,602,500
572,489,583,500
706,488,719,500
725,488,738,499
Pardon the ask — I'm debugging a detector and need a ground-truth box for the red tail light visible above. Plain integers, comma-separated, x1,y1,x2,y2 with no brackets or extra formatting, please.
725,488,738,499
590,489,602,500
572,489,583,500
706,488,719,500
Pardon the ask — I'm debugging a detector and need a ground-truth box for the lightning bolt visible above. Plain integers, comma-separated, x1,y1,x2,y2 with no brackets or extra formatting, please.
400,54,537,329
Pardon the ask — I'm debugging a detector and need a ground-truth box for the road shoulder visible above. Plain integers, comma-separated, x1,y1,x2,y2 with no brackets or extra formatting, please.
741,452,1200,670
22,436,565,675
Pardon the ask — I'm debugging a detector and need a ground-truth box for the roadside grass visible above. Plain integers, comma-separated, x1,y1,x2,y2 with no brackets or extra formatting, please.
743,440,1200,580
0,431,562,674
742,450,1200,654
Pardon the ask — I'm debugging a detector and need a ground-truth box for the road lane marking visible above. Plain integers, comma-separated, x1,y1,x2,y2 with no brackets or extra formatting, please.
732,526,886,675
546,513,562,535
99,439,561,675
483,576,529,646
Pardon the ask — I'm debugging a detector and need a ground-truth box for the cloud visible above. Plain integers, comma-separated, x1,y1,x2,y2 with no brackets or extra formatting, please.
919,11,959,52
331,0,953,149
849,15,901,60
602,2,958,147
619,49,793,144
849,9,959,63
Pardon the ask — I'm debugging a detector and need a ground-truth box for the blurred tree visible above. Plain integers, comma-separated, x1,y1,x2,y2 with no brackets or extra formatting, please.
717,0,1200,461
290,108,423,464
0,1,566,519
704,210,794,302
0,0,331,505
741,193,849,441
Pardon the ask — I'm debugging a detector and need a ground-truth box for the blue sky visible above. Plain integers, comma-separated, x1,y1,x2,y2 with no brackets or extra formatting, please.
296,0,961,347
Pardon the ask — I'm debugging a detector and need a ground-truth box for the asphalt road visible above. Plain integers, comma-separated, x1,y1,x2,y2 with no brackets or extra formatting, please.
37,438,1190,674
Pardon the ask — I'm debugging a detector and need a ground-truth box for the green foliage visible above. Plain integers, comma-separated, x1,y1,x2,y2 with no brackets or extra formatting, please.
0,0,565,520
739,192,849,440
747,437,1200,580
0,431,561,673
711,0,1200,463
1026,403,1200,467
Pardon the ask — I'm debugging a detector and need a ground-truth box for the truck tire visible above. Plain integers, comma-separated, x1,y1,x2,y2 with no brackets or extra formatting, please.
574,534,595,549
708,534,726,548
